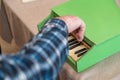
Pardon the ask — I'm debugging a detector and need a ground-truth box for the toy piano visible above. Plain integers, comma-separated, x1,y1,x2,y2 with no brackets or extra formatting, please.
38,0,120,72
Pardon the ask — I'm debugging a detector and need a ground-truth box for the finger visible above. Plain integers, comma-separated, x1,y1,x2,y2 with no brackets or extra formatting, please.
76,22,86,41
77,29,84,41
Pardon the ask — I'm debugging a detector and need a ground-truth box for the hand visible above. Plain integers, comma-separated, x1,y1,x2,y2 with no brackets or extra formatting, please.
56,15,86,41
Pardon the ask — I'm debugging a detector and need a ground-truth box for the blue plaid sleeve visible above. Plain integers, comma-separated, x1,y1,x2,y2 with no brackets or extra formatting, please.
0,18,69,80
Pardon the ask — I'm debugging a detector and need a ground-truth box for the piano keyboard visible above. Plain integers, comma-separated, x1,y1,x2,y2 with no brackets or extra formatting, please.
68,34,90,61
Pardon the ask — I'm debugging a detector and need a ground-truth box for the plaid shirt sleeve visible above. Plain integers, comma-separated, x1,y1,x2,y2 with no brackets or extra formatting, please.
0,18,69,80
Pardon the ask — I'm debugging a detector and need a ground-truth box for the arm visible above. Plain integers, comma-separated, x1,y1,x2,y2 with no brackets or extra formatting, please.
0,18,68,80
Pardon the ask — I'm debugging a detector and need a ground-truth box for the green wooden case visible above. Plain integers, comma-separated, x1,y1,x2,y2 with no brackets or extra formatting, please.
38,0,120,72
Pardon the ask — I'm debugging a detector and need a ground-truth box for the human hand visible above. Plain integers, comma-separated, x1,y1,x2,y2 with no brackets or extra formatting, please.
56,15,86,41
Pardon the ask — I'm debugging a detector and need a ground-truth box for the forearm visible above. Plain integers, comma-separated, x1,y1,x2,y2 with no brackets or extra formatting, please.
0,18,69,80
20,18,69,79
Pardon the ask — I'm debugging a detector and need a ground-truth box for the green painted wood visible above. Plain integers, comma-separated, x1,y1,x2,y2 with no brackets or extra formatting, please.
77,35,120,72
52,0,120,45
52,0,120,72
38,0,120,72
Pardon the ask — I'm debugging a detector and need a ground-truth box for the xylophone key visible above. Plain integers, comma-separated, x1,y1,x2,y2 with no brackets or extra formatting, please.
69,42,82,50
75,48,87,54
68,34,89,61
68,35,74,41
69,44,86,61
69,45,85,55
68,38,76,43
69,39,78,46
76,48,88,57
68,36,82,50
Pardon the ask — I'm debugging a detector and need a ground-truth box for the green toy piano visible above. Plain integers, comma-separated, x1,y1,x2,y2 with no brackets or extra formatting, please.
38,0,120,72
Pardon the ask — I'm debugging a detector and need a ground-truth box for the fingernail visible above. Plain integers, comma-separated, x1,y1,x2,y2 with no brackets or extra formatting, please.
77,36,81,41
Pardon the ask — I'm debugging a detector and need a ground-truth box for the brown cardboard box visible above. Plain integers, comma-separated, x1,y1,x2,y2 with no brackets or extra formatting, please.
0,0,68,53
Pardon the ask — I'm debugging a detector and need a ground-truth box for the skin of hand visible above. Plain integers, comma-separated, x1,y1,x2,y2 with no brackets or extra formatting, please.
56,15,86,41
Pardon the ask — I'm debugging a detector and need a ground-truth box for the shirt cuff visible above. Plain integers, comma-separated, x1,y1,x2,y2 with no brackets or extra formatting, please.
41,18,68,34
